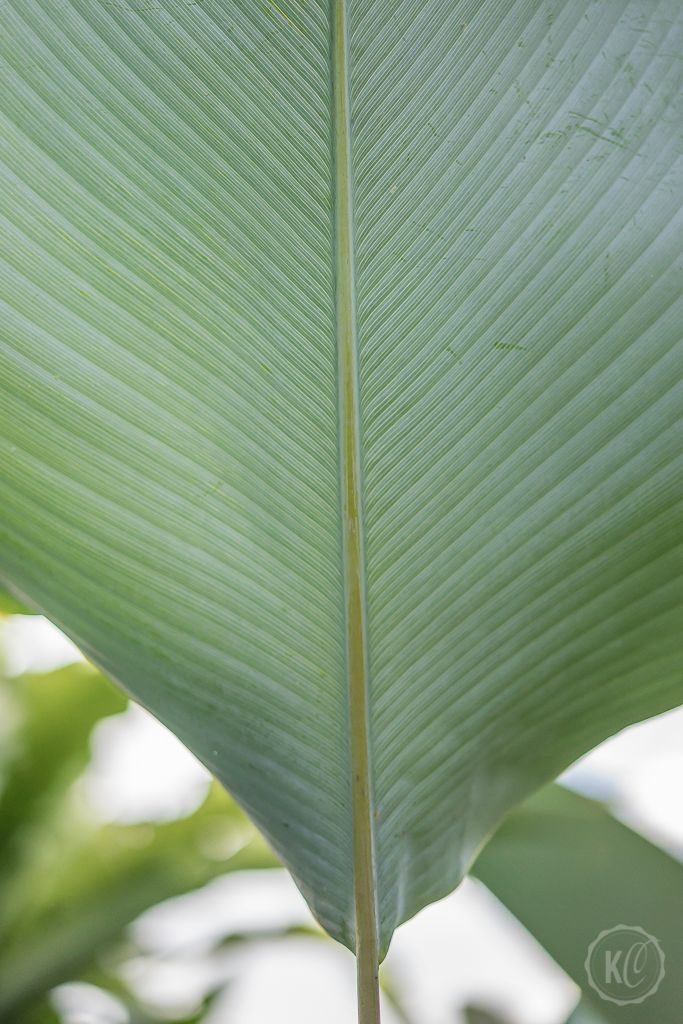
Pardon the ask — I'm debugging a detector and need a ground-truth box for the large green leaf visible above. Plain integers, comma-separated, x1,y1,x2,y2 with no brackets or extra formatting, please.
1,0,681,996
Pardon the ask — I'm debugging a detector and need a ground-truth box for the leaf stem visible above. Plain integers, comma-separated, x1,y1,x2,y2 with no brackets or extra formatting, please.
331,0,380,1021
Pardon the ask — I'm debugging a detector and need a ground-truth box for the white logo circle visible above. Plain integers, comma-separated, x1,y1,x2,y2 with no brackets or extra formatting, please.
585,925,665,1005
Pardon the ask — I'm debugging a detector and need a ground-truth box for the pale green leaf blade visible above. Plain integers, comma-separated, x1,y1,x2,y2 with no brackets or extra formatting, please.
0,0,354,946
356,2,683,937
1,0,682,960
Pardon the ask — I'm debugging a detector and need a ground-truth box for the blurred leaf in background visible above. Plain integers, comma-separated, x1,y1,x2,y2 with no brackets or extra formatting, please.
474,785,683,1024
0,662,126,921
0,650,280,1023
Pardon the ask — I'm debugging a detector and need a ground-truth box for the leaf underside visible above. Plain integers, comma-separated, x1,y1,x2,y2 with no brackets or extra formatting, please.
1,0,682,955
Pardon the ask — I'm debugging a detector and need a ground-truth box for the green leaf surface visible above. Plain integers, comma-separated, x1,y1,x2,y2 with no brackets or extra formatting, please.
475,785,683,1024
0,589,33,615
1,0,682,962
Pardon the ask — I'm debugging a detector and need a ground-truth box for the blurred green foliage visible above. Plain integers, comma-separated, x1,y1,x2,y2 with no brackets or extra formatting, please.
0,651,278,1022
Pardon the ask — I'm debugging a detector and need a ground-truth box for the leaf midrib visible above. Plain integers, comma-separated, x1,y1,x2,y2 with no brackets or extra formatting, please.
331,0,379,1009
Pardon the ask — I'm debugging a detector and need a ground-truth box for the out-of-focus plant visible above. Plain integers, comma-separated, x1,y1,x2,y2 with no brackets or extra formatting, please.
0,646,280,1023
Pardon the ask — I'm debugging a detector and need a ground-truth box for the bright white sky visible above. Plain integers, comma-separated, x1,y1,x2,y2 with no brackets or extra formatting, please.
4,614,683,1024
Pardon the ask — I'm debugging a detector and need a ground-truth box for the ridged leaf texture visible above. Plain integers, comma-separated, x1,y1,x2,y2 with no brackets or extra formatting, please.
1,0,682,959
